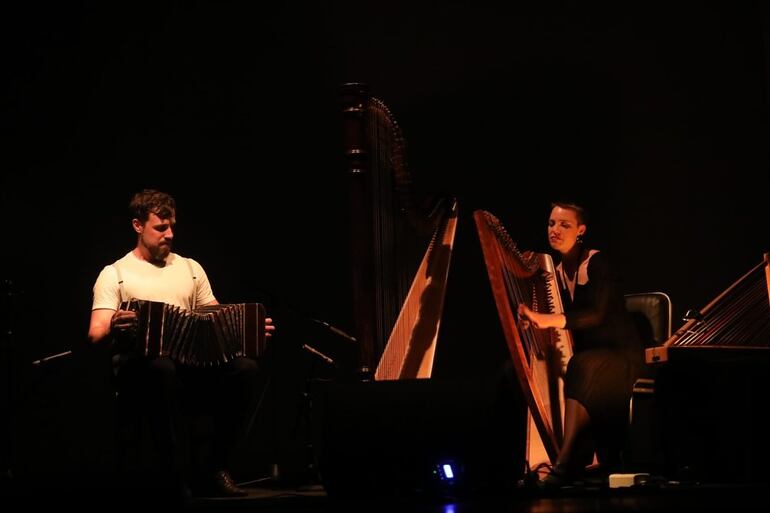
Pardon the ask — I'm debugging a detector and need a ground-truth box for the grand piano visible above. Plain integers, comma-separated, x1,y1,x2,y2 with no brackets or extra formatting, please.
643,254,770,484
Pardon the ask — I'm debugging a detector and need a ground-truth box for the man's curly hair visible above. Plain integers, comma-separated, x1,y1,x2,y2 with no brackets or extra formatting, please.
129,189,176,222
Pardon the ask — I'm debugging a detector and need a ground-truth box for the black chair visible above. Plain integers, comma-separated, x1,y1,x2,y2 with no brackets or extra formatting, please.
622,291,672,474
624,292,672,349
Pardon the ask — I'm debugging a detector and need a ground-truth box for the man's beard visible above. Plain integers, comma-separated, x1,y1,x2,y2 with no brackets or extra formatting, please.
151,243,172,261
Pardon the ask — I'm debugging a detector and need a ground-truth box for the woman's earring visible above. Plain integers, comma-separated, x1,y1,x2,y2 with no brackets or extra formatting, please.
576,233,584,244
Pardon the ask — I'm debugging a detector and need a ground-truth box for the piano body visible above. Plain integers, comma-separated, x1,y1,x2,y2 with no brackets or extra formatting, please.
643,254,770,483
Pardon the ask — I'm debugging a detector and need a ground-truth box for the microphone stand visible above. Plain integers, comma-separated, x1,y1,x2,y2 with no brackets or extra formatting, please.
239,342,336,490
238,314,351,489
1,279,22,481
293,343,338,487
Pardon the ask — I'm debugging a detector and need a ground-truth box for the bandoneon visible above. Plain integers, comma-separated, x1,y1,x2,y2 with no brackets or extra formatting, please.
120,299,266,367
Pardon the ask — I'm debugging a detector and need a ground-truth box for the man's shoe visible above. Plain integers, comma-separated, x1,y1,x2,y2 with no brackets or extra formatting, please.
210,470,248,498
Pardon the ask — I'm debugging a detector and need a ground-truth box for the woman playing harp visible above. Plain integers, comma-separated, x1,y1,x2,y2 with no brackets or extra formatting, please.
518,201,645,487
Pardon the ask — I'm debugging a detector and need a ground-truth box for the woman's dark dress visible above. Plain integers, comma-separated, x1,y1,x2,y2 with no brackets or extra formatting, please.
559,249,645,466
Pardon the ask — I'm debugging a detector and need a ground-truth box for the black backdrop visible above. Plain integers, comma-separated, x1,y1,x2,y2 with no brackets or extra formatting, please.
2,0,769,485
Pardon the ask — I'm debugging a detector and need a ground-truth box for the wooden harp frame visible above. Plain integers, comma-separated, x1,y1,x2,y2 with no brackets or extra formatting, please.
473,210,571,464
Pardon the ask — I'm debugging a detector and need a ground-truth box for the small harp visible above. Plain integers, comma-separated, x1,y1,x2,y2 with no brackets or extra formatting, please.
473,209,574,466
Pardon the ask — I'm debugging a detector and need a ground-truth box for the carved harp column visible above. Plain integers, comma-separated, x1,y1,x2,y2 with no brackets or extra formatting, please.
342,83,376,374
341,83,454,377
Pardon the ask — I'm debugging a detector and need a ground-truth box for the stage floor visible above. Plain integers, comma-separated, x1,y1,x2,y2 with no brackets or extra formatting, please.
3,474,767,513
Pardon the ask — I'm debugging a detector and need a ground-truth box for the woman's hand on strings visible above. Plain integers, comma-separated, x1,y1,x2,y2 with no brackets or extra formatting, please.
518,304,534,330
518,304,566,330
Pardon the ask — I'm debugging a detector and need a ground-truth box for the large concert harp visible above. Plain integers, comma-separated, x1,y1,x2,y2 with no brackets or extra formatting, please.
341,82,457,380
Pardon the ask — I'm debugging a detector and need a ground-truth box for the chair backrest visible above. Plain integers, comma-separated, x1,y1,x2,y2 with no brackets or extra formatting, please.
624,292,672,348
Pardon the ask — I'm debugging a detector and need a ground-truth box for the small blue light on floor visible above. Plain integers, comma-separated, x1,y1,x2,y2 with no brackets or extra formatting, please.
442,464,454,479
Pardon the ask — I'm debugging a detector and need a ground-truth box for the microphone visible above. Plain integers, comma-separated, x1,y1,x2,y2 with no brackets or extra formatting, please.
311,318,357,343
302,344,336,366
31,350,73,366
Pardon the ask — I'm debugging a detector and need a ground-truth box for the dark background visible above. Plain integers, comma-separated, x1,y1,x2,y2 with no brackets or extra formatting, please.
2,0,769,486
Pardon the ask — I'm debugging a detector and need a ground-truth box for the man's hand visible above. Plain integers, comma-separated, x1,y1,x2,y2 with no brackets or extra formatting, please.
110,309,138,334
265,317,276,338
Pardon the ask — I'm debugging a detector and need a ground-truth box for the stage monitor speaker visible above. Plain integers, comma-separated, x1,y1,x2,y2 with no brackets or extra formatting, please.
310,376,526,500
